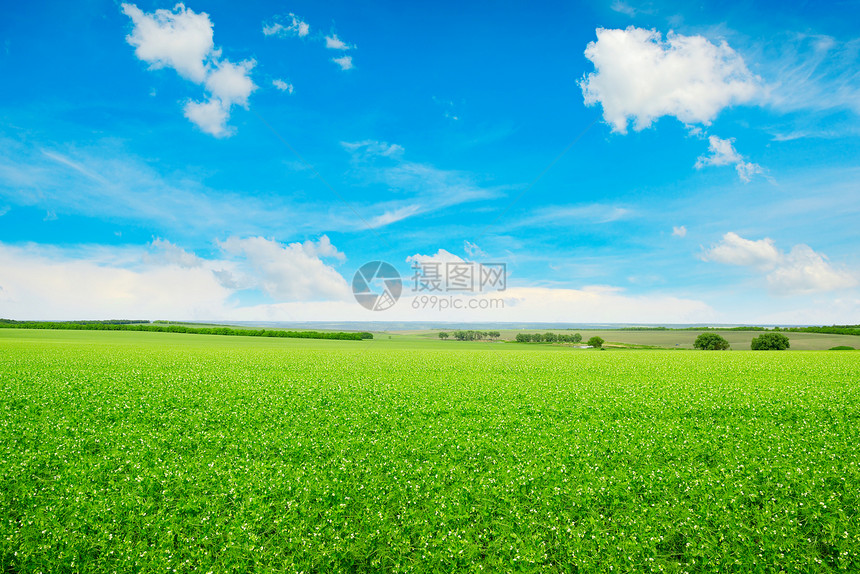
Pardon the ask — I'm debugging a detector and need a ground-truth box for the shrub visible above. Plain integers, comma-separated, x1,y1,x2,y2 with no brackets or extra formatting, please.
751,333,790,350
829,346,855,350
587,336,604,349
693,333,730,350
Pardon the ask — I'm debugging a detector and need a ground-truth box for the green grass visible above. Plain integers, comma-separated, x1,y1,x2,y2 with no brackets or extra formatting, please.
2,330,860,572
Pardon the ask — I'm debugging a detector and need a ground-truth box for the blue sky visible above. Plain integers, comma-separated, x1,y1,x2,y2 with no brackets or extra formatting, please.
1,0,858,323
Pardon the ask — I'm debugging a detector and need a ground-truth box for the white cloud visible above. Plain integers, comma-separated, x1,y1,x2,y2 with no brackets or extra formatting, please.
204,60,255,106
122,3,256,137
325,34,352,50
580,27,760,133
339,140,498,228
767,245,858,295
405,249,465,266
0,235,356,320
762,34,860,116
219,236,351,302
0,137,317,236
183,98,231,137
464,241,487,258
695,136,763,182
0,242,232,320
342,140,404,159
672,225,687,238
263,13,309,38
516,204,632,227
272,79,294,94
300,234,346,262
0,206,9,217
703,232,781,268
702,232,856,294
121,2,213,83
367,205,421,228
144,238,202,268
610,1,637,16
332,55,353,71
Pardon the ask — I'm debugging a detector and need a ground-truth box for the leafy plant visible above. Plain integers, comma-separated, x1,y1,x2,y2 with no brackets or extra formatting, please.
693,332,731,350
751,332,791,350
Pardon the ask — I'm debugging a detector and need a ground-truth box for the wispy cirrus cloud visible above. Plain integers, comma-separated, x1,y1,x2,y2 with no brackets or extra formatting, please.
513,203,633,228
340,139,500,228
761,34,860,116
0,137,306,237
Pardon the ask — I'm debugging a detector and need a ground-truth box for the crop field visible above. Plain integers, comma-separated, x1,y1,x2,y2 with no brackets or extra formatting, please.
2,330,860,573
395,329,860,351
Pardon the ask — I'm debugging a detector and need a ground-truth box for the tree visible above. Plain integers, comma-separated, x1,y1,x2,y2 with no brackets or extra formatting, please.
587,336,604,349
515,333,530,343
438,332,448,340
572,333,582,343
751,333,790,350
693,333,730,350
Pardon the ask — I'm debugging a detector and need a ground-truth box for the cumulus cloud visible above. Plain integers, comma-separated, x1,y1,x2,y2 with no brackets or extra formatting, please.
272,79,294,94
325,34,351,50
332,55,354,71
672,225,687,238
0,242,232,320
122,3,256,137
695,136,763,182
405,249,465,266
144,238,202,268
183,99,230,136
219,236,351,301
262,13,309,38
580,27,760,133
702,232,856,294
121,2,213,83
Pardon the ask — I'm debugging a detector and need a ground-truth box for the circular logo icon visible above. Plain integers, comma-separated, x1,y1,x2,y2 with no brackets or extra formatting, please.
352,261,402,311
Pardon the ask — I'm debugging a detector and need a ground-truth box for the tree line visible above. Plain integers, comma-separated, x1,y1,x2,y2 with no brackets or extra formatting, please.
515,332,583,343
0,319,372,341
438,330,501,341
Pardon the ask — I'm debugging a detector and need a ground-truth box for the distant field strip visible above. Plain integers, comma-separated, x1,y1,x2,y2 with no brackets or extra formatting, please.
1,332,859,572
0,320,371,341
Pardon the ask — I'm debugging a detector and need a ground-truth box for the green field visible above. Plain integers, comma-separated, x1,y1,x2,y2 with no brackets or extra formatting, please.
394,329,860,350
2,330,860,572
